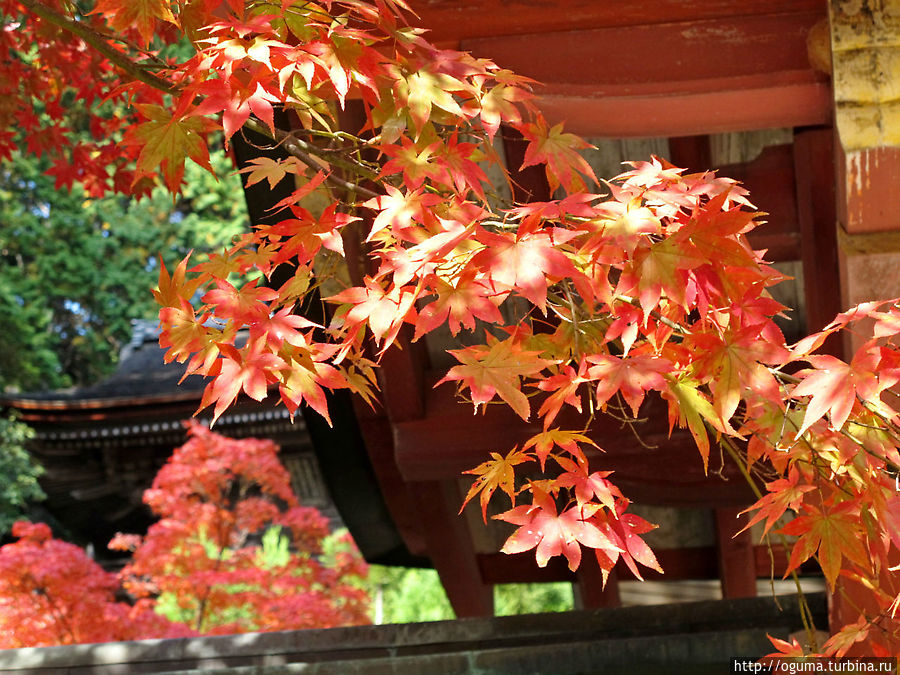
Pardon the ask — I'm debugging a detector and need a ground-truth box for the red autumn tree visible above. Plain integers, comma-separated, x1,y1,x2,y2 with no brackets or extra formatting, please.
0,521,190,648
111,423,369,634
4,0,900,657
0,427,368,647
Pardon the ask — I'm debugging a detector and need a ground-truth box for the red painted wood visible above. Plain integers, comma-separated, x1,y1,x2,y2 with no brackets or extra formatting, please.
411,0,825,45
836,145,900,235
575,560,621,608
477,542,806,585
721,144,800,263
668,136,713,174
714,507,758,598
349,405,429,556
535,74,830,138
502,125,553,203
394,376,756,507
794,127,842,352
377,329,427,422
411,480,495,617
462,14,821,89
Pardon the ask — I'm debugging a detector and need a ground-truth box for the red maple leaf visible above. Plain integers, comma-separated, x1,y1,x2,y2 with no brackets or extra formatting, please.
586,353,671,416
495,487,620,571
473,229,576,310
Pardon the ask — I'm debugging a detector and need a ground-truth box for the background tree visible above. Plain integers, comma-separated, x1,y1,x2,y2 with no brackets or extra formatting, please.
0,148,246,391
0,426,369,647
0,521,189,648
5,0,900,657
366,565,574,623
111,423,370,635
0,414,44,536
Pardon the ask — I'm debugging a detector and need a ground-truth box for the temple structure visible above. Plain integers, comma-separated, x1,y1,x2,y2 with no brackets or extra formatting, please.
4,0,896,629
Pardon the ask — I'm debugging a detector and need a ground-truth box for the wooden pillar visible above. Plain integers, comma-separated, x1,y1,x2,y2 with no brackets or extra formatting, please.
574,558,620,608
714,508,757,599
668,135,712,173
501,124,553,203
793,126,843,355
828,0,900,652
410,480,495,618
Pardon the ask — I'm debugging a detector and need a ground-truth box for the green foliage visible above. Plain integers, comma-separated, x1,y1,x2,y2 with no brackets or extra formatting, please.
494,582,573,617
365,565,573,623
0,147,246,391
0,414,45,536
367,566,454,623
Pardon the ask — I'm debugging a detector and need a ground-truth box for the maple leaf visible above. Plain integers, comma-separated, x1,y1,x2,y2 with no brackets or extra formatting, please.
413,274,503,340
379,138,445,188
592,503,662,581
780,500,871,590
791,349,891,438
473,230,576,310
153,255,204,310
522,429,596,471
249,308,317,349
495,487,620,571
687,325,787,426
437,334,556,420
535,366,587,429
740,467,814,539
329,280,418,349
822,615,870,658
92,0,177,47
198,341,285,423
192,78,281,141
519,118,597,192
201,280,278,324
461,447,533,521
617,237,704,318
478,83,527,140
237,156,306,189
763,635,807,658
585,353,671,417
278,357,347,425
555,468,622,512
363,186,441,242
662,376,727,473
405,69,464,131
438,134,489,199
130,105,213,193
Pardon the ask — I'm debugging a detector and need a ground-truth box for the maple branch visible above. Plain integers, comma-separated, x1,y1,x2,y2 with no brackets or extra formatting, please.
242,119,381,200
717,433,821,651
615,294,691,335
17,0,177,95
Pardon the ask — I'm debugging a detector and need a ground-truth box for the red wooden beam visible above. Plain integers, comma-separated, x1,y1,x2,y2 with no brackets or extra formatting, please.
477,542,809,585
463,14,820,89
714,507,758,598
449,12,829,138
529,73,829,139
411,480,495,617
411,0,825,45
395,378,756,507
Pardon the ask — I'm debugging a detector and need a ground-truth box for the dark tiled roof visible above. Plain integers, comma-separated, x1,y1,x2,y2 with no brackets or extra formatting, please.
5,320,206,404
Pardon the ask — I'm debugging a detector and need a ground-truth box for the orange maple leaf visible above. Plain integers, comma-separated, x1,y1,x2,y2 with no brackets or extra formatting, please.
130,105,214,193
780,500,870,590
461,447,533,521
437,333,556,420
92,0,177,47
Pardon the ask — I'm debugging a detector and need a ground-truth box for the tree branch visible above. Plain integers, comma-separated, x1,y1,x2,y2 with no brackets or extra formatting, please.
17,0,177,95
